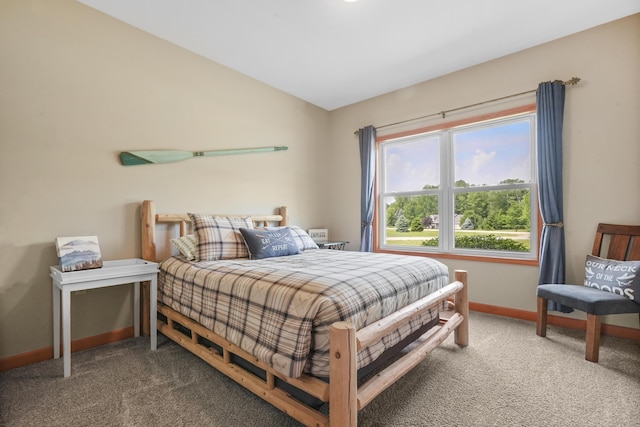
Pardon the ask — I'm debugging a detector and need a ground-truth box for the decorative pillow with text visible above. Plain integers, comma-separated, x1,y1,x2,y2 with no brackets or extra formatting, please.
239,227,301,260
264,225,319,251
584,254,640,303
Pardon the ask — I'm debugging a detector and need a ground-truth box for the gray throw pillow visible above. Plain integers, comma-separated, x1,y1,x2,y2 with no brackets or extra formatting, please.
264,225,319,251
584,254,640,303
239,227,301,260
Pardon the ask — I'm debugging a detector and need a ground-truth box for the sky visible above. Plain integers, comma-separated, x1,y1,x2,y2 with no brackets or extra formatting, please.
383,119,532,192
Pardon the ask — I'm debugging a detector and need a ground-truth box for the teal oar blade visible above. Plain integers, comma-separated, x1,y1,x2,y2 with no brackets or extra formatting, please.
119,146,288,166
120,150,193,165
120,152,151,166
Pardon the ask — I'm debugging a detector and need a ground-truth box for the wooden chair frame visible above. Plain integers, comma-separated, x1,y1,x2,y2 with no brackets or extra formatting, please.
140,200,469,427
536,223,640,362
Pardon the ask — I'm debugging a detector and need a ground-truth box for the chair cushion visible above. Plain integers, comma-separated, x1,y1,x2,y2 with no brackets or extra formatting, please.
537,284,640,315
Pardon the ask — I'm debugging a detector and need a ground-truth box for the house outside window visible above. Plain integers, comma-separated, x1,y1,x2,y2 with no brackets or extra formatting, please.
377,108,538,261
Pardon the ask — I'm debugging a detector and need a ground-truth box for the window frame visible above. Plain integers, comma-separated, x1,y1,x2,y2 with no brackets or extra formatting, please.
375,104,539,265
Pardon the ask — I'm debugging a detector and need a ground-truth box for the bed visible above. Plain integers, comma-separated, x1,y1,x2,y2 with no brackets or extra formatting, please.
140,200,468,427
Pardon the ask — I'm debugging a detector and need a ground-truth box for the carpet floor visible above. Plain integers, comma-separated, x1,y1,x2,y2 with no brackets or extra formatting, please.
1,312,638,426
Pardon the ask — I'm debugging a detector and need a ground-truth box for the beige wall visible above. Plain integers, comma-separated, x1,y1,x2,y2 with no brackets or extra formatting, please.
0,0,330,359
1,0,638,361
328,14,640,328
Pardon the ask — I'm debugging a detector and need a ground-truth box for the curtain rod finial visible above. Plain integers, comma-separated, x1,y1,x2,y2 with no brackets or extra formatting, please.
565,77,581,86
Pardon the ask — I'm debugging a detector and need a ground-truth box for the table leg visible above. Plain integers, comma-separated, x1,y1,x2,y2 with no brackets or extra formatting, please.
150,276,157,351
62,288,71,378
53,283,60,359
133,282,140,337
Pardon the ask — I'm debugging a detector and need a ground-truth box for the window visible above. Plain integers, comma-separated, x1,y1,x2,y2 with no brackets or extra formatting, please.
378,109,537,261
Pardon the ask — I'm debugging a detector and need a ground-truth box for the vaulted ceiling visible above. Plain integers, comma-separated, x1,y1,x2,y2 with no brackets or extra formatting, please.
78,0,640,111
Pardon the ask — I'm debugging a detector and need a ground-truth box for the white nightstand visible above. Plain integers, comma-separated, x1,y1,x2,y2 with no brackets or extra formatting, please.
50,258,159,378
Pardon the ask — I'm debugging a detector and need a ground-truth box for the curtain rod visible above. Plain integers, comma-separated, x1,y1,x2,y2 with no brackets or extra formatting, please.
354,77,581,135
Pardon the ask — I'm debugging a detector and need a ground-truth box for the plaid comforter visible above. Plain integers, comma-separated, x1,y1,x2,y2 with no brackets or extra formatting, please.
158,250,449,378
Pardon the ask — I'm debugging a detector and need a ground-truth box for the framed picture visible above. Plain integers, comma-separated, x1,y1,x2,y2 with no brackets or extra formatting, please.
308,228,328,242
55,236,103,272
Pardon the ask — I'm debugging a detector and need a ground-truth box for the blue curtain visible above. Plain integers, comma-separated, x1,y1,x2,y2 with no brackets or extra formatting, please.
359,125,377,252
536,81,572,312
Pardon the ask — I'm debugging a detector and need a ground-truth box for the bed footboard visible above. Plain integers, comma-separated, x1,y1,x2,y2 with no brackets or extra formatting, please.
330,270,468,426
155,273,468,427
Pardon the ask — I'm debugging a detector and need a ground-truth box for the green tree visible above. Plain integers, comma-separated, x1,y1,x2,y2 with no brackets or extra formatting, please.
395,213,410,232
386,202,399,227
466,192,489,218
387,193,438,230
410,217,424,232
388,179,530,234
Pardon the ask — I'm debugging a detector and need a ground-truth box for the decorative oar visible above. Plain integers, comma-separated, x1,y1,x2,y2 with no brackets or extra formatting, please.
119,146,288,166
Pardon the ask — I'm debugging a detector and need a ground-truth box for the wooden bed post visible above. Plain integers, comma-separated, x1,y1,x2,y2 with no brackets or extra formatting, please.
141,200,157,336
454,270,469,347
279,206,288,226
330,321,357,427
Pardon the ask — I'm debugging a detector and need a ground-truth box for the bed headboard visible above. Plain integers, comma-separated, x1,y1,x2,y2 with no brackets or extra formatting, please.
141,200,288,263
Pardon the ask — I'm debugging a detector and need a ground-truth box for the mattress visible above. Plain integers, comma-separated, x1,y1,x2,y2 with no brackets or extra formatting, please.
158,249,449,378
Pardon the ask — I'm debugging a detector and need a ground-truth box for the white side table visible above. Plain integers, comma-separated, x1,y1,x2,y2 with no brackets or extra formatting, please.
50,258,159,378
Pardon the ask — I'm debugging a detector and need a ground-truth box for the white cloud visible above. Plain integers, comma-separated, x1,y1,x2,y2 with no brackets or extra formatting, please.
470,149,496,174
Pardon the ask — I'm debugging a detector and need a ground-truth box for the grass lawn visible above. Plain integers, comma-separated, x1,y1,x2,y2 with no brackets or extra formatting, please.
386,229,438,238
385,228,531,250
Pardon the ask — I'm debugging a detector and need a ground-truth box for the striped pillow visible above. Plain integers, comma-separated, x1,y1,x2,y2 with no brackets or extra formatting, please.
170,234,197,260
188,213,254,261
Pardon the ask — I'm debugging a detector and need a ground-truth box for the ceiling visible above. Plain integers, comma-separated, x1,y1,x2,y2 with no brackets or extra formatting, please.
78,0,640,111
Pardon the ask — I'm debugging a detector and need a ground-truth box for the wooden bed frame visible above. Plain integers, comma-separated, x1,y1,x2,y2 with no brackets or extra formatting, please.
140,200,468,427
